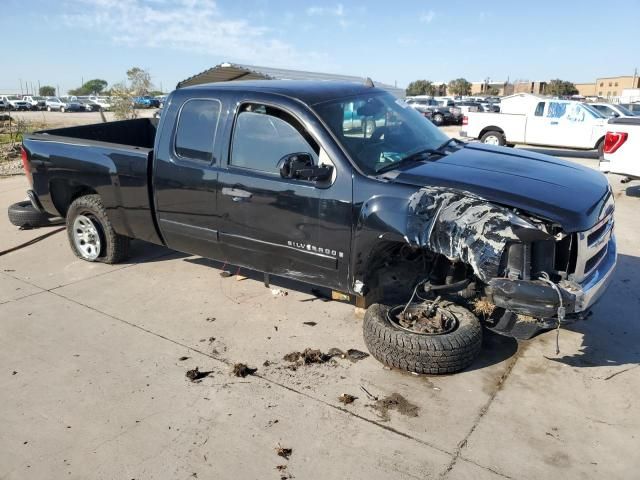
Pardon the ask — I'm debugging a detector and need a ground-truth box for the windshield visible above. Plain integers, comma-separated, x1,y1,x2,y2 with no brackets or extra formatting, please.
582,103,606,118
615,104,635,116
314,92,449,175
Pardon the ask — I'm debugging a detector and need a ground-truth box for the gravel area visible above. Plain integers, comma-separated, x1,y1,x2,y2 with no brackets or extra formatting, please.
0,158,23,176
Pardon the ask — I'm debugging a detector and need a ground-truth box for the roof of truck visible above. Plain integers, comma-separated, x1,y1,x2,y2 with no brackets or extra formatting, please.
179,79,390,105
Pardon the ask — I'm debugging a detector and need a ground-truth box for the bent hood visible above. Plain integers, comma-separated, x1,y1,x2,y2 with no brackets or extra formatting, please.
386,143,611,232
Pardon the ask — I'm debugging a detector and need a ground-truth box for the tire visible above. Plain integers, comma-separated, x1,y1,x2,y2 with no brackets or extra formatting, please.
66,195,130,264
7,201,59,228
480,130,506,146
432,113,444,126
60,107,65,113
363,302,482,374
597,139,604,159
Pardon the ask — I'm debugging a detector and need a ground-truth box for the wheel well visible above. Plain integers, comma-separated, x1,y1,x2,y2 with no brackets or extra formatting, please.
50,179,97,217
595,136,605,149
479,126,504,138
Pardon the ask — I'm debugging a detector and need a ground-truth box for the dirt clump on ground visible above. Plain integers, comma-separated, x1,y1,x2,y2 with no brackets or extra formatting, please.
185,367,213,382
232,363,258,377
370,393,420,421
283,348,333,365
275,444,292,460
338,393,357,404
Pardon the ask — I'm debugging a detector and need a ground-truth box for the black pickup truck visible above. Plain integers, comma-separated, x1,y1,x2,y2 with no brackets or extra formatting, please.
19,80,617,374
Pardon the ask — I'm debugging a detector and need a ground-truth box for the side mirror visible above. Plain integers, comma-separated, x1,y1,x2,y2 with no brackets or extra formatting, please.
279,153,333,182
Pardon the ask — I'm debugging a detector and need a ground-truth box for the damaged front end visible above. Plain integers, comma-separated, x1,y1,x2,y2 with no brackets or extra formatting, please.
398,187,617,339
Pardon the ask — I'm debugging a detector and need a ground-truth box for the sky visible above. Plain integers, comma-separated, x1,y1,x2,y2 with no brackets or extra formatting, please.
2,0,639,95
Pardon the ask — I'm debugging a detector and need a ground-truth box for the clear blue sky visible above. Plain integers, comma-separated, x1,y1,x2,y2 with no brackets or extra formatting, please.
3,0,638,94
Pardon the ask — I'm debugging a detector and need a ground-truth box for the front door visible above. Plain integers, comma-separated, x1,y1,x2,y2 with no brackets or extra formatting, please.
153,96,228,258
216,99,352,290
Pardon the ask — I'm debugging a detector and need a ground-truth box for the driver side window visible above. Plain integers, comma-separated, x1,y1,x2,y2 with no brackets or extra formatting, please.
231,103,319,174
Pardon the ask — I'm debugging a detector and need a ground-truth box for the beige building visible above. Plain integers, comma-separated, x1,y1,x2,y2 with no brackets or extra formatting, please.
470,81,512,96
574,82,596,97
512,81,547,95
594,76,640,98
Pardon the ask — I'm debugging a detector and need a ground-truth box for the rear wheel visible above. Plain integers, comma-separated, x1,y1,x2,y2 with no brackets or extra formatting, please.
597,139,604,159
66,195,130,264
480,130,506,146
432,113,445,126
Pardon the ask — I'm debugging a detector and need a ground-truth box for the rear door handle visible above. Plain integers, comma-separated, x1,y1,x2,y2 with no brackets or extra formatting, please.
222,187,252,202
550,121,559,125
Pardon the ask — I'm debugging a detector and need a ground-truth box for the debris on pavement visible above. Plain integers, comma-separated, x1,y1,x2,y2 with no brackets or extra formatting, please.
219,270,232,278
275,444,292,460
271,288,289,297
360,385,378,401
185,367,213,382
206,317,216,322
370,393,420,422
178,356,190,361
302,321,317,327
232,363,258,377
338,393,357,404
345,349,369,362
283,348,332,365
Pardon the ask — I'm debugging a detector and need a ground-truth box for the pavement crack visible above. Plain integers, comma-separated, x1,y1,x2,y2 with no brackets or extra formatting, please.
603,364,639,381
438,342,528,479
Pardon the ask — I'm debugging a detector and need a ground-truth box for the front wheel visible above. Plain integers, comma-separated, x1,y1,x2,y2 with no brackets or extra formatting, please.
46,106,51,112
597,139,604,159
363,301,482,374
480,130,506,146
66,195,130,264
60,107,65,113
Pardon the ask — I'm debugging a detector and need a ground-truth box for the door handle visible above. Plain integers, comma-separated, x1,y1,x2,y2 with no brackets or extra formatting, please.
222,187,252,202
550,121,559,125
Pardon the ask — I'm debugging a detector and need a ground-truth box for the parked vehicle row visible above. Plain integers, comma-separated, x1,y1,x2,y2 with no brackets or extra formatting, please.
406,96,500,126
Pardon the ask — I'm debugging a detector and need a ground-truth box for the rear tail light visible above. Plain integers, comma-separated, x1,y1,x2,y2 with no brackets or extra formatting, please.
21,146,33,185
603,131,628,154
462,116,468,126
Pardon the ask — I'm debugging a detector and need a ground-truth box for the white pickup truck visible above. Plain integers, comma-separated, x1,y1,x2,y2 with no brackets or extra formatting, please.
599,119,640,181
461,98,610,154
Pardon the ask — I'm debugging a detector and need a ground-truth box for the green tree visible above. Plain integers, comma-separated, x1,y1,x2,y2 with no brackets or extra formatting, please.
447,78,472,96
406,79,436,96
127,67,152,95
486,87,500,96
69,79,108,96
39,85,55,96
545,79,578,97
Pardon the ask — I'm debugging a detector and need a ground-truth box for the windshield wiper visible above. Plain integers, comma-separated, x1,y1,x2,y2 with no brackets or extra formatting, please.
376,143,456,174
435,137,463,151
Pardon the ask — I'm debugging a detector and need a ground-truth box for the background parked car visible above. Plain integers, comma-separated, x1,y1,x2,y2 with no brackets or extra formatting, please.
589,102,637,119
134,95,160,108
0,99,9,111
88,96,111,111
64,100,89,112
0,95,29,110
22,96,46,110
455,101,483,115
45,97,68,112
406,98,461,125
617,103,640,115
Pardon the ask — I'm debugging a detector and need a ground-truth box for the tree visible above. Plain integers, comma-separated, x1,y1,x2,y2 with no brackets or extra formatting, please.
545,79,578,97
69,79,108,96
406,79,436,97
111,67,154,120
486,87,500,96
447,78,472,96
39,85,55,96
127,67,152,95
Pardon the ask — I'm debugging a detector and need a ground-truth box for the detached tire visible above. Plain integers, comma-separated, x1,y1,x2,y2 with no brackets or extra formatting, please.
66,194,130,264
363,302,482,374
8,201,58,228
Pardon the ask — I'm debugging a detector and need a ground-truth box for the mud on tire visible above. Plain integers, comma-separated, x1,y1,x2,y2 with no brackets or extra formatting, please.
66,194,130,264
363,302,482,374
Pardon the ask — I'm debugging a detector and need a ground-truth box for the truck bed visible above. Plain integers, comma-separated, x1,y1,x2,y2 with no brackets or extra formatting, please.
23,118,163,245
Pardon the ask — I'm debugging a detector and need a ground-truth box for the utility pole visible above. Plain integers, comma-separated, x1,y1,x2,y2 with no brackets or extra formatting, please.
38,80,41,95
19,79,23,95
633,67,638,88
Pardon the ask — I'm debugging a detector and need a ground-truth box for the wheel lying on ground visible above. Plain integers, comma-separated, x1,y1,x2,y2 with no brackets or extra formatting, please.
480,130,506,146
363,301,482,374
7,201,60,228
66,194,130,264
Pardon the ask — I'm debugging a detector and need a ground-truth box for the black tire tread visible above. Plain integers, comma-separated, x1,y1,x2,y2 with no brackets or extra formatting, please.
363,302,482,374
66,194,130,264
480,130,506,146
7,201,56,228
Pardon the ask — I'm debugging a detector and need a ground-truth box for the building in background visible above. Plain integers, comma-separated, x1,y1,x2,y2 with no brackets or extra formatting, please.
512,81,547,95
574,82,597,97
177,62,405,98
470,81,513,96
594,76,640,99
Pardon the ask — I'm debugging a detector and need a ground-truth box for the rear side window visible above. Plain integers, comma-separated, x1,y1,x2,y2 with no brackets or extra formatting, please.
231,104,318,174
534,102,545,116
175,99,221,162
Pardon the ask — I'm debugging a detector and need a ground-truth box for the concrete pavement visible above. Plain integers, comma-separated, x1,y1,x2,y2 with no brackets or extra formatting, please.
1,158,639,479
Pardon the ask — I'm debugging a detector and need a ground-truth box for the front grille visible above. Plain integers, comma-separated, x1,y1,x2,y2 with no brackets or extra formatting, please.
571,206,614,283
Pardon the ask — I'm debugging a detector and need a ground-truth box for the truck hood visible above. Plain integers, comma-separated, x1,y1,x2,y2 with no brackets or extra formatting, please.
386,143,611,232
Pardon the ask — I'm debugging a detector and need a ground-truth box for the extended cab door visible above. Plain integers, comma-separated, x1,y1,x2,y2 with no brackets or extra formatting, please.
215,96,353,290
153,94,229,258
